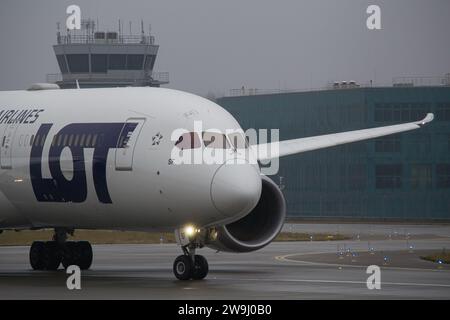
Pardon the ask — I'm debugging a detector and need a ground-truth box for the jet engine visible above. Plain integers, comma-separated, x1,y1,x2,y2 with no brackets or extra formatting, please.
206,175,286,252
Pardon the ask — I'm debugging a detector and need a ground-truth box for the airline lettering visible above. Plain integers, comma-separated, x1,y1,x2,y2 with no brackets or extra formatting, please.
0,109,44,125
29,122,138,204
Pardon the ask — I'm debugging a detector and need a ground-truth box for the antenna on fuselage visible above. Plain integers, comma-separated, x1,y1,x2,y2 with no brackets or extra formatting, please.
75,79,80,89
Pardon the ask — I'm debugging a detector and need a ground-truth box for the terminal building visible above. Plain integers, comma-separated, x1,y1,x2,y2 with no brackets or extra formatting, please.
217,77,450,220
47,19,168,88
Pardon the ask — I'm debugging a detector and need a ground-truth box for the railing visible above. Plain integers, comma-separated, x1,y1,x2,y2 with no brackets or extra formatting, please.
57,34,155,45
46,73,63,83
228,87,339,97
151,72,169,83
46,71,169,84
393,75,450,87
227,76,450,97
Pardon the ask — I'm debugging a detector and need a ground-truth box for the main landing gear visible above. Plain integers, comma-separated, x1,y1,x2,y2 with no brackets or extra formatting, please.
29,228,93,271
173,227,209,280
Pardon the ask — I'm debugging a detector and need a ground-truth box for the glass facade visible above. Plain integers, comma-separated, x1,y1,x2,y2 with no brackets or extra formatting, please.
217,87,450,220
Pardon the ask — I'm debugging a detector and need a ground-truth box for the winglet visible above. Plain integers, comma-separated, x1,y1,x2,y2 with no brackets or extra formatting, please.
417,113,434,126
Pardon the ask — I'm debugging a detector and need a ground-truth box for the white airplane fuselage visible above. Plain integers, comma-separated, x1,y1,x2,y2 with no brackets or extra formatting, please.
0,87,261,232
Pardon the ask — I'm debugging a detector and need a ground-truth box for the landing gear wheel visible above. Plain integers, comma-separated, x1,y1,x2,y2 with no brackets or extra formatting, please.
43,241,62,270
192,255,208,280
77,241,93,270
173,255,193,280
62,241,93,270
62,242,77,269
30,241,46,270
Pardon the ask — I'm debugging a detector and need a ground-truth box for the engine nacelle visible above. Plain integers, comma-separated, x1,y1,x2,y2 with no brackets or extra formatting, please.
205,175,286,252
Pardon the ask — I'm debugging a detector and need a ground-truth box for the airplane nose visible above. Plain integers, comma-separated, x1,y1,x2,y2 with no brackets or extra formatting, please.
211,161,262,218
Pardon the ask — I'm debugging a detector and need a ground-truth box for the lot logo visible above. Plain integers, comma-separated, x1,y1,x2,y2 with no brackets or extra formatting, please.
366,265,381,290
66,5,81,30
366,5,382,30
30,122,137,204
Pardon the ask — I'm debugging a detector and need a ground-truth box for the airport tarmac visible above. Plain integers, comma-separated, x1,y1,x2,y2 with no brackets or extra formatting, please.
1,223,450,299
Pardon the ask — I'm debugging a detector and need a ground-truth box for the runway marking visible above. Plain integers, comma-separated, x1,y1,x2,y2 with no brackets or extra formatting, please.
275,252,450,273
217,277,450,288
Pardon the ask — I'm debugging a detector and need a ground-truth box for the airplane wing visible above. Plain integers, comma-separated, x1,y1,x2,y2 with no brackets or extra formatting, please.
254,113,434,161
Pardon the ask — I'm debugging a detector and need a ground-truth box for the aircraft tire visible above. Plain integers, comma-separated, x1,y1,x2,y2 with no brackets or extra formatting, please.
29,241,46,270
43,241,62,270
76,241,93,270
192,255,208,280
62,241,93,270
173,255,193,280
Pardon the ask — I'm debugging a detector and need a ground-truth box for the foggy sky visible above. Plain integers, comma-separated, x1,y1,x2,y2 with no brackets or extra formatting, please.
1,0,449,96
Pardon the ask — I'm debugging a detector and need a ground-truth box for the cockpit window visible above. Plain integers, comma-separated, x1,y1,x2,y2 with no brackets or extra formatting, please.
175,132,201,150
202,131,230,149
228,133,248,149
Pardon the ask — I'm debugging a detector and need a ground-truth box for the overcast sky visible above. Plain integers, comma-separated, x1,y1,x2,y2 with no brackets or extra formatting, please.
0,0,449,96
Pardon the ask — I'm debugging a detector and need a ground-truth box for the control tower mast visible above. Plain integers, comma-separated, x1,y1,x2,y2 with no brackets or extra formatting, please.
47,19,169,89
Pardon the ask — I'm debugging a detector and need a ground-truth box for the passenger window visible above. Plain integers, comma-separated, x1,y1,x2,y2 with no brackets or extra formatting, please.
40,135,46,147
92,134,98,147
68,134,74,147
175,132,201,150
57,135,63,147
2,136,5,147
85,134,92,147
228,133,248,150
73,134,80,147
202,132,230,149
79,134,86,147
34,135,41,146
62,134,68,146
30,135,34,147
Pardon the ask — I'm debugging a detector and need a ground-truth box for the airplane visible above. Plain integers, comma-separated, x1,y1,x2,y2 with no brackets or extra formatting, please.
0,84,434,280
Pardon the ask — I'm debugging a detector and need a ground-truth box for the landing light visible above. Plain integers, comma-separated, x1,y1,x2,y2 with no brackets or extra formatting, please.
184,225,196,237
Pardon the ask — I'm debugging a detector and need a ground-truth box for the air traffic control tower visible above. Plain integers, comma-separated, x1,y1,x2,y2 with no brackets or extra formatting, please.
47,20,169,88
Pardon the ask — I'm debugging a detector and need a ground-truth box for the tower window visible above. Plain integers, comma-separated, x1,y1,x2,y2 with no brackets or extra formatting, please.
91,54,107,73
66,54,89,73
109,54,126,70
127,55,144,70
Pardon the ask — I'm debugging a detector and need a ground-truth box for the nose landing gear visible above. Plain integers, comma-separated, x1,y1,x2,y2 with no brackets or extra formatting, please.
173,247,209,280
173,227,209,280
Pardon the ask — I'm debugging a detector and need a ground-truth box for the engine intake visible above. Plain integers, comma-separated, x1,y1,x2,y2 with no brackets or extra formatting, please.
206,175,286,252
